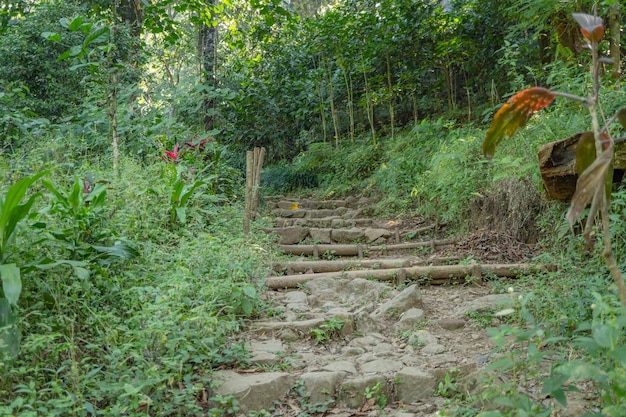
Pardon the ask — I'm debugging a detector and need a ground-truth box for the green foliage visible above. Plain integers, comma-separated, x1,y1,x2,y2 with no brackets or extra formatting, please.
0,171,46,362
364,382,387,409
0,1,89,121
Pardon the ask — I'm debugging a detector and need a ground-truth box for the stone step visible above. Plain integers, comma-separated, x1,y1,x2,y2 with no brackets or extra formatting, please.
270,207,360,219
271,217,374,228
265,226,394,245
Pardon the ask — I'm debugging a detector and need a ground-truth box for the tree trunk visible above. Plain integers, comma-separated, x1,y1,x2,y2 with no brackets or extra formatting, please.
198,19,218,132
609,2,621,78
117,0,144,38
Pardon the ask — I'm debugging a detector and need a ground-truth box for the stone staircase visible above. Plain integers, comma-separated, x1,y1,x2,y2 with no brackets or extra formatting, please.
209,196,522,416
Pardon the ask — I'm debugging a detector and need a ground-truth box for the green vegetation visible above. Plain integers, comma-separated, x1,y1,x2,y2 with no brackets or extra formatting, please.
2,0,626,416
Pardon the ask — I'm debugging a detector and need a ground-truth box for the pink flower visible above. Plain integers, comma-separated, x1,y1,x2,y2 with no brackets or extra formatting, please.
164,143,180,161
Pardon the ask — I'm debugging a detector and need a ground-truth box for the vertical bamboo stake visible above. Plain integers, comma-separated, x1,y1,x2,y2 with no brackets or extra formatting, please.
243,151,254,235
251,147,266,220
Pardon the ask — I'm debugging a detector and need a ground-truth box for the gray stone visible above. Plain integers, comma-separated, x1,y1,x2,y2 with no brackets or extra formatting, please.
395,367,437,402
421,343,446,355
331,227,365,243
408,330,437,347
283,291,308,304
309,228,332,244
371,285,422,320
349,335,386,348
212,370,294,413
372,343,395,356
338,375,388,409
307,209,338,219
300,371,345,405
248,339,286,366
271,208,307,218
360,358,404,374
364,228,392,243
341,346,365,356
272,226,309,244
394,308,426,332
455,294,514,316
322,360,357,374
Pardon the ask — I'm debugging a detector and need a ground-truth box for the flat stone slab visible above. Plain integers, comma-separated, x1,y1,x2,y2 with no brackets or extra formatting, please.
395,367,438,402
212,371,294,413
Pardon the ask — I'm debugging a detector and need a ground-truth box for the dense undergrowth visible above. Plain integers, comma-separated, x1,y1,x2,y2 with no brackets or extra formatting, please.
264,102,626,416
1,100,626,416
0,138,277,416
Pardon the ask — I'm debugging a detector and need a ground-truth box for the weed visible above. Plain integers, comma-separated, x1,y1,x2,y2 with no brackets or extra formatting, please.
364,382,387,409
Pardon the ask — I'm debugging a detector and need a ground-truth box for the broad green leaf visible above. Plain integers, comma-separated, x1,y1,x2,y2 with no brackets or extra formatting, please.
242,285,257,298
567,146,613,226
0,264,21,306
0,297,20,361
73,266,90,280
58,49,72,61
69,45,83,57
175,207,186,224
83,26,110,47
0,171,46,260
67,16,83,32
555,360,608,382
592,323,618,349
91,241,140,261
42,32,61,42
483,87,555,157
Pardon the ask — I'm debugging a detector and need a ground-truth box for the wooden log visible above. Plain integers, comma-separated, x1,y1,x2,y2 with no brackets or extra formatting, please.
264,263,553,289
538,132,626,201
279,238,457,256
273,259,411,274
243,151,254,235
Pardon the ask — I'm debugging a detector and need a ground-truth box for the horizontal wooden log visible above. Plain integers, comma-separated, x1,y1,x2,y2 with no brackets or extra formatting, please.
279,238,457,257
273,259,411,274
264,263,553,289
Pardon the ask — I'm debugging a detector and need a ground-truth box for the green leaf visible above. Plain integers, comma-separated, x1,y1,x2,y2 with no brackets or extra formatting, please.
73,266,90,280
0,173,44,258
69,45,83,57
42,32,61,42
0,297,20,361
0,264,21,306
555,360,608,382
83,26,110,47
175,207,186,224
91,241,140,262
242,285,257,298
592,323,618,349
67,16,83,31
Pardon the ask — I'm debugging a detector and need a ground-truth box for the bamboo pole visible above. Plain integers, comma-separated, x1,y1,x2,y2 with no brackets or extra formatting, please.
243,151,254,235
250,147,266,220
264,263,554,289
273,259,412,274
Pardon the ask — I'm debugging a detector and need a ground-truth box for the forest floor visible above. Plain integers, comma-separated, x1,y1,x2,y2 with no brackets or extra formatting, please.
210,195,589,417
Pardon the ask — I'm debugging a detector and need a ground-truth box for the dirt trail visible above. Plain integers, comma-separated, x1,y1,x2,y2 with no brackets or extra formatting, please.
211,196,541,416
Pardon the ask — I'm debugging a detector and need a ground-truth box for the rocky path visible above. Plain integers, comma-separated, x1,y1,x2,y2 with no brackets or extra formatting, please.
211,196,539,416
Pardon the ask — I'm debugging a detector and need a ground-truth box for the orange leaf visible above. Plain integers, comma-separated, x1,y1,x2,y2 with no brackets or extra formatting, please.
483,87,555,157
573,13,605,43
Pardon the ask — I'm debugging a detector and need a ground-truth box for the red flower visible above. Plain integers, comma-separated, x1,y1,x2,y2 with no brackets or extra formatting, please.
164,143,180,161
